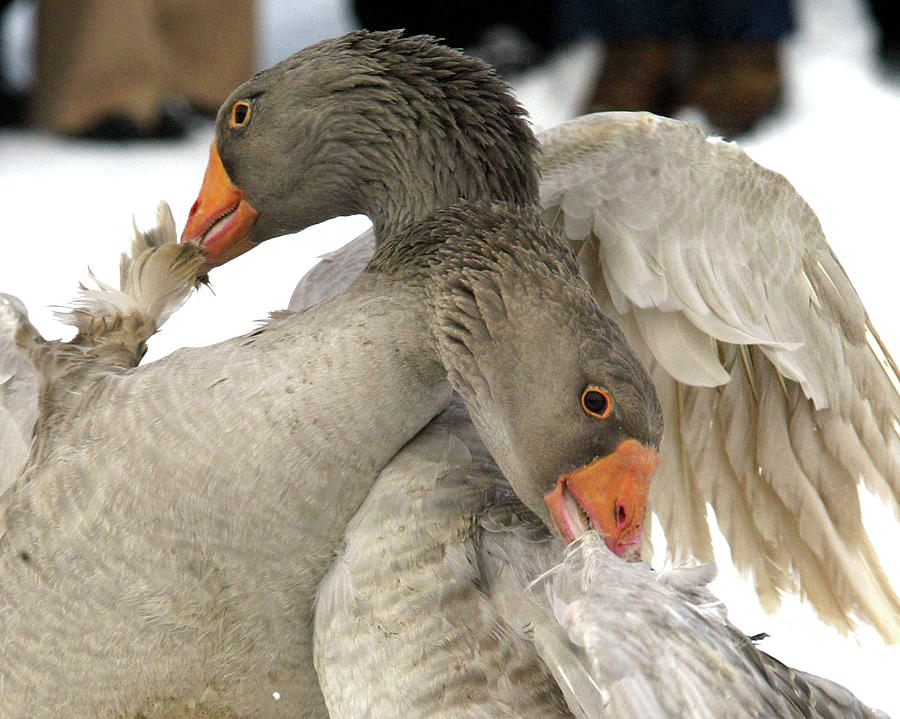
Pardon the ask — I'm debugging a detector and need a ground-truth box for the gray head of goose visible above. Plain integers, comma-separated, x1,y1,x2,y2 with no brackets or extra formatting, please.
181,30,538,264
379,201,663,557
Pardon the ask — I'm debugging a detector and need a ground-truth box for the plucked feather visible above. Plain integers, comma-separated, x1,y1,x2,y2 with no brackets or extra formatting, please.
0,202,205,497
58,202,206,346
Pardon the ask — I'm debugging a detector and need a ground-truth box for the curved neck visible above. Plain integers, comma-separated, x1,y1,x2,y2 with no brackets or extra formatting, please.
338,39,540,241
361,136,538,241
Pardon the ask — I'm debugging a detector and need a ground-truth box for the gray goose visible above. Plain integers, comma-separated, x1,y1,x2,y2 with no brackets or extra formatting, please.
314,402,887,717
0,200,659,717
164,196,885,717
293,201,886,719
182,30,900,640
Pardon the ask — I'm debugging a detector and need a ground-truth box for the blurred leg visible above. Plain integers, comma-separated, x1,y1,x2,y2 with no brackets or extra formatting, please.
555,0,679,42
683,0,794,135
32,0,167,134
572,0,679,115
351,1,554,75
158,0,255,116
864,0,900,65
689,0,794,39
352,1,487,48
0,0,27,126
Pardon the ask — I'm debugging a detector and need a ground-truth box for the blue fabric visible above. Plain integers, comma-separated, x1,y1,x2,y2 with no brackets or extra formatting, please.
554,0,795,43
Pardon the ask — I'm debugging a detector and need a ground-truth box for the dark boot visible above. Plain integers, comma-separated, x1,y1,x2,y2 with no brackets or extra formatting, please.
586,39,676,115
685,41,783,136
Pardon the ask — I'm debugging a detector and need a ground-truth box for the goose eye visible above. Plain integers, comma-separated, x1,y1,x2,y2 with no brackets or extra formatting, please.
229,100,252,128
581,386,612,419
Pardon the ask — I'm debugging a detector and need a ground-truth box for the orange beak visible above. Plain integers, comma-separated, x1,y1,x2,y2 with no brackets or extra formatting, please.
181,141,259,266
544,438,657,560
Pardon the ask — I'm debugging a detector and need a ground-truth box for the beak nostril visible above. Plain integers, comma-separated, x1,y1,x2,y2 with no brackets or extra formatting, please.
188,199,200,218
616,502,627,530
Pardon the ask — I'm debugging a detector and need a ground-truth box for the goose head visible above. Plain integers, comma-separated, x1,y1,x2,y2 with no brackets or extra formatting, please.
380,201,663,558
181,30,538,265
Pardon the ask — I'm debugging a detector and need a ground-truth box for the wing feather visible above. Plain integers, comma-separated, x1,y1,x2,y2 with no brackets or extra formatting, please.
0,294,42,496
632,308,730,387
678,374,785,612
539,112,900,639
288,227,376,312
289,111,900,639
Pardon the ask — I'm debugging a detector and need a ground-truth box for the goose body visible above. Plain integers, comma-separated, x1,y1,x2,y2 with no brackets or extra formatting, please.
315,399,574,718
0,201,661,717
1,203,205,495
0,268,447,718
182,31,900,641
315,397,887,718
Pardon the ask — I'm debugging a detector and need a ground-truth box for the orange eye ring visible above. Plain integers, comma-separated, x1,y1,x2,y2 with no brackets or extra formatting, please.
581,386,613,419
229,100,252,128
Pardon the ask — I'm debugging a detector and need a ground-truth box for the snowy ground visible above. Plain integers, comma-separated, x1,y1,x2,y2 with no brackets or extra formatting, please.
1,0,899,714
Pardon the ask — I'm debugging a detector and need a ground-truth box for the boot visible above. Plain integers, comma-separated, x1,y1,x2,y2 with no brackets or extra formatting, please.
685,41,783,136
586,39,676,116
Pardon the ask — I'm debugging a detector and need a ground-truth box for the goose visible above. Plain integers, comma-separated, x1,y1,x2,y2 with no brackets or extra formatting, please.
181,30,900,640
0,199,660,717
295,192,887,719
315,399,888,717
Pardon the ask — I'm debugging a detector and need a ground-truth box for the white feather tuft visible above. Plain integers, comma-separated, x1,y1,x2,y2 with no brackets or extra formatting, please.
57,202,206,343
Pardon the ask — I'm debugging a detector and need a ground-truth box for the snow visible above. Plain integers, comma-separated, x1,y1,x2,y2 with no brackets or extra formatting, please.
2,0,900,714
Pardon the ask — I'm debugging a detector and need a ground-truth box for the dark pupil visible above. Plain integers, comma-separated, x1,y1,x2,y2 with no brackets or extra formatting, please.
585,391,608,414
234,104,249,124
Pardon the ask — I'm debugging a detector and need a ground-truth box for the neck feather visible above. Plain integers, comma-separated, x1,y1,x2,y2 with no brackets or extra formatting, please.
336,32,540,240
369,200,583,387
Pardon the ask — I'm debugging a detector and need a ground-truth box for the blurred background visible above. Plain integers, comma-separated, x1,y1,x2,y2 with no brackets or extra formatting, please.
1,0,900,715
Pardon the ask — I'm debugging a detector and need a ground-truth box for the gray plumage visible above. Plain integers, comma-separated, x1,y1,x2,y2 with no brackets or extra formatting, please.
0,293,41,489
191,30,900,638
0,199,662,717
316,396,887,718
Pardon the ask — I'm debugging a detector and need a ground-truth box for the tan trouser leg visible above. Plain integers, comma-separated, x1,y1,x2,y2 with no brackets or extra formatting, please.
33,0,254,133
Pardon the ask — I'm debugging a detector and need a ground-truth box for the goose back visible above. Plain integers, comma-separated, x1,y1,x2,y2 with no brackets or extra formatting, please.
0,283,449,718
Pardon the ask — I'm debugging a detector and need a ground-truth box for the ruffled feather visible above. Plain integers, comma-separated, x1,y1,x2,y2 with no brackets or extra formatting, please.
539,112,900,640
289,111,900,641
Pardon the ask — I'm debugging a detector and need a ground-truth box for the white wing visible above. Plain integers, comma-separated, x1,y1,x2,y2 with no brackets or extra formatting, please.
288,227,375,312
292,112,900,640
518,532,888,719
0,294,42,496
538,112,900,641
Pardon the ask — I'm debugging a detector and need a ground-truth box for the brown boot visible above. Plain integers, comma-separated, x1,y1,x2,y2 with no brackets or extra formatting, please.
586,39,675,115
685,41,783,136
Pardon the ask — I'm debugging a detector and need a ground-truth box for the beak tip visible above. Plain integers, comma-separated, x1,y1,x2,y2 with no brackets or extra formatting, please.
181,140,259,266
547,438,658,556
607,526,644,559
